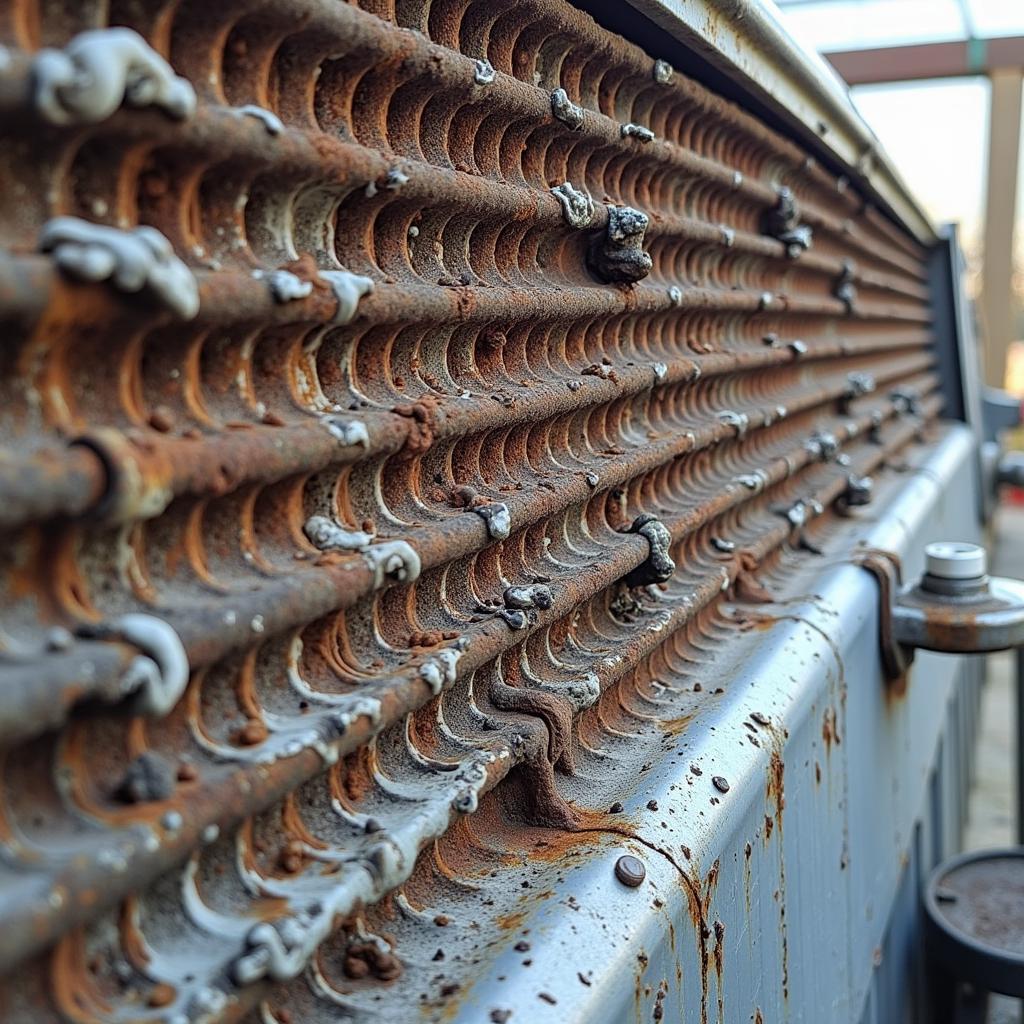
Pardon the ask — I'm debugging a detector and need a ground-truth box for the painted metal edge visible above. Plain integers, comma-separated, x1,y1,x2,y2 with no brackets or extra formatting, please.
616,0,937,245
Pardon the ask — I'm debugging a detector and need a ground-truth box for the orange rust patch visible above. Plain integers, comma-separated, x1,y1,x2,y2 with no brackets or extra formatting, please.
281,253,327,290
658,712,695,737
712,919,726,1022
885,666,911,704
822,707,836,754
732,610,777,632
337,746,374,803
496,910,527,932
51,929,114,1019
393,394,445,455
525,825,605,864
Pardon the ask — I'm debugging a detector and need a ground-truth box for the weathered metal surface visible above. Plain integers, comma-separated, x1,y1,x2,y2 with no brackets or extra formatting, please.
0,1,958,1022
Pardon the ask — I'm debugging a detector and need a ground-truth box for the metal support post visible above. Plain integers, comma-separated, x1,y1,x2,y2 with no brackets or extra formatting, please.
980,68,1023,388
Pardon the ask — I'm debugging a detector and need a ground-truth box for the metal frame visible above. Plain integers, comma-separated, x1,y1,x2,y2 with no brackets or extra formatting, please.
826,36,1024,86
980,67,1023,388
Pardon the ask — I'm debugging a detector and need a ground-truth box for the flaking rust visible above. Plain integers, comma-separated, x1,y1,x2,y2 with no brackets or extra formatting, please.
0,0,937,1021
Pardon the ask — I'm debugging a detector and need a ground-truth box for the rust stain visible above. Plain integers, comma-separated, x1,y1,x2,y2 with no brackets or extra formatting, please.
765,739,789,1003
495,910,528,932
712,918,726,1022
885,665,912,704
743,841,753,918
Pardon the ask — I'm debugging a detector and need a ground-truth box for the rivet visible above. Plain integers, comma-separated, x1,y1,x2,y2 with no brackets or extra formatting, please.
614,854,646,887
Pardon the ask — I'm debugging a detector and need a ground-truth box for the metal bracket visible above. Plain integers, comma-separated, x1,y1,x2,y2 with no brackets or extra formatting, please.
866,542,1024,679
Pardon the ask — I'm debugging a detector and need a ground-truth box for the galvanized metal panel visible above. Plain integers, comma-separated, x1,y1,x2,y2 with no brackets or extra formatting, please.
0,1,965,1022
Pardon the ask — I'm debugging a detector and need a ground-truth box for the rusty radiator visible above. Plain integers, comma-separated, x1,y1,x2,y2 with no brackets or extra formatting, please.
0,2,947,1022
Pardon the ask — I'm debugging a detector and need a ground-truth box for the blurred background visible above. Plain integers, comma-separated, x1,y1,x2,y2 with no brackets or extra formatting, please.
777,0,1024,398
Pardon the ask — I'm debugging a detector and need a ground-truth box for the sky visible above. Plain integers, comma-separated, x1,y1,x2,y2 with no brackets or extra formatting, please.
851,77,992,248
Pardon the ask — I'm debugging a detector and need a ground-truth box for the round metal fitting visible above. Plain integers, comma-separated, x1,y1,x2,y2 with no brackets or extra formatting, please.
924,542,986,581
614,854,646,887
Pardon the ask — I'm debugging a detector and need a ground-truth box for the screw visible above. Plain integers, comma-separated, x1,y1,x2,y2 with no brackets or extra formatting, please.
615,854,646,887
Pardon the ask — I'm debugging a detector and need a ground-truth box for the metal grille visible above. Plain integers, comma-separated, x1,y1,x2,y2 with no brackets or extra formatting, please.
0,1,938,1021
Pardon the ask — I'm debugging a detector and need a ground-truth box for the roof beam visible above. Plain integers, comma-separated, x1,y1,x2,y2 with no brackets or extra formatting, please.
826,35,1024,85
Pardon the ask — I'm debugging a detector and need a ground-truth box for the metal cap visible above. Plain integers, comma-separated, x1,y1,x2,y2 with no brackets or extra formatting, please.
924,542,987,581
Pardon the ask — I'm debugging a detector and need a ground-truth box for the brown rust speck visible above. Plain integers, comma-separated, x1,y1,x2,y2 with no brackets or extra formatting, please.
147,983,175,1008
496,910,527,932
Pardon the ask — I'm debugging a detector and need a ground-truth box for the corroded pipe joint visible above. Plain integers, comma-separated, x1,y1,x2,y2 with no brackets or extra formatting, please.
32,27,196,126
39,216,200,318
551,181,595,229
833,259,858,312
76,613,190,717
623,514,675,587
889,543,1024,656
836,473,873,515
890,385,922,416
840,371,876,413
588,206,653,284
504,584,554,610
763,186,813,258
72,428,176,523
804,431,840,462
550,87,584,130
